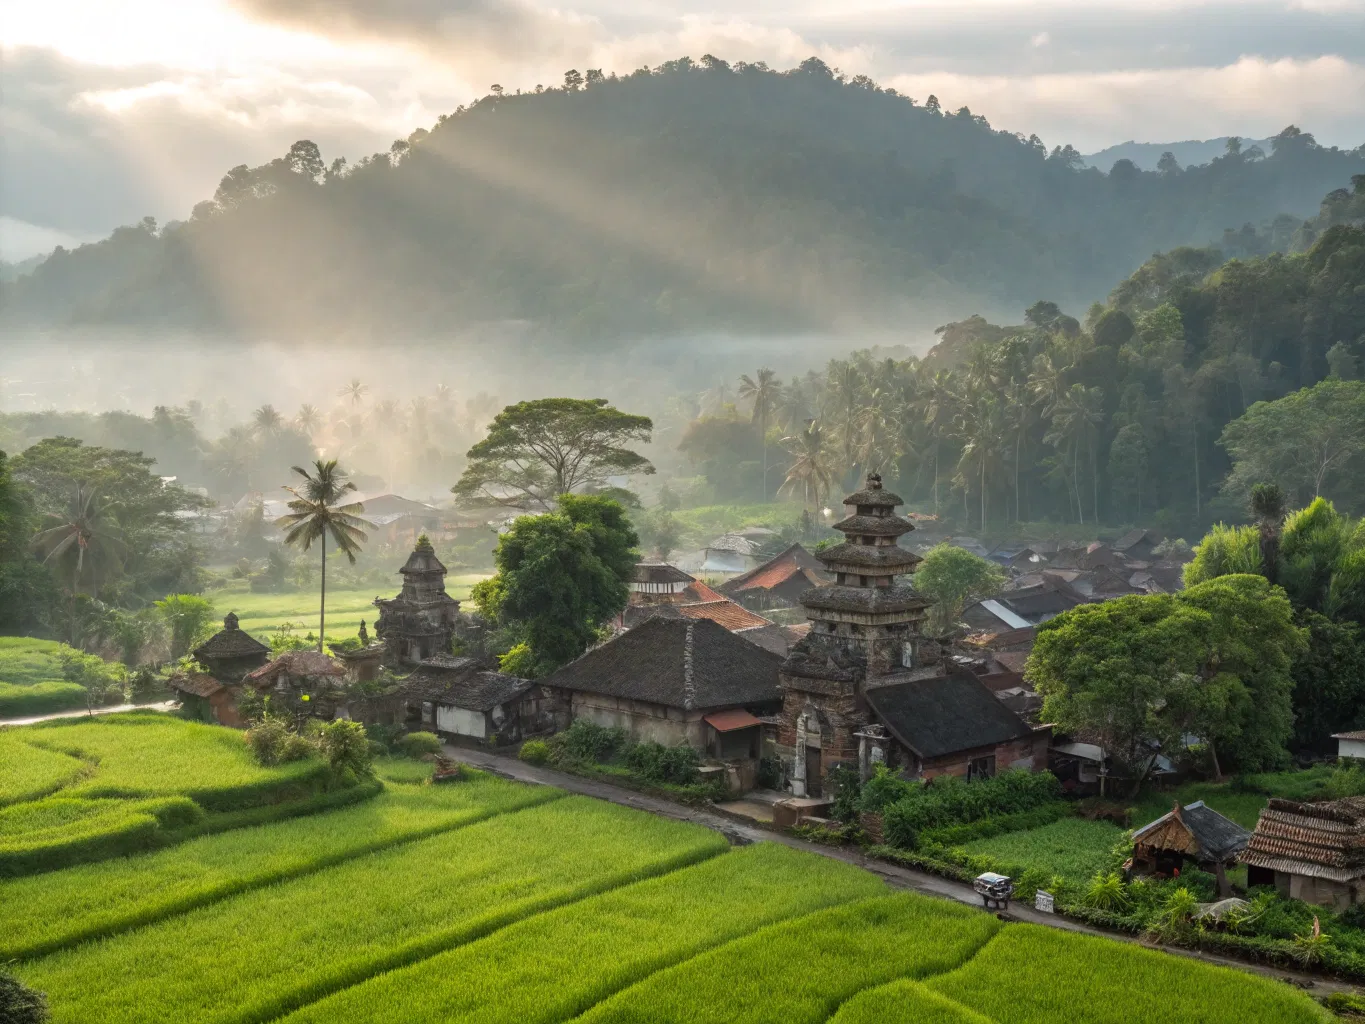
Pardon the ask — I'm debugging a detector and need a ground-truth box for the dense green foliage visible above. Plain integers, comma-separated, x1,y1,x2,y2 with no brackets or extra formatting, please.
4,61,1361,338
473,494,638,674
1028,575,1303,775
879,771,1063,849
912,544,1007,632
0,972,49,1024
454,398,654,510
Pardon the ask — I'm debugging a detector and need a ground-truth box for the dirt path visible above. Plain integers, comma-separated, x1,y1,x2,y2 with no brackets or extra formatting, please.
0,700,178,727
451,743,1359,998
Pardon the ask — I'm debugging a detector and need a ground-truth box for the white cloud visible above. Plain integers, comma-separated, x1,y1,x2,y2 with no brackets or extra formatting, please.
886,55,1365,151
0,216,95,261
1030,31,1050,47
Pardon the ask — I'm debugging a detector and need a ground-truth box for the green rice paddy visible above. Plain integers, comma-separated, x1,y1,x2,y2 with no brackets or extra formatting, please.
0,716,1331,1024
0,637,88,717
961,817,1125,884
219,577,487,640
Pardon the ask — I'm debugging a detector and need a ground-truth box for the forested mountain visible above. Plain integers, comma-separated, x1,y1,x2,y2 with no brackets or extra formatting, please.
4,56,1364,340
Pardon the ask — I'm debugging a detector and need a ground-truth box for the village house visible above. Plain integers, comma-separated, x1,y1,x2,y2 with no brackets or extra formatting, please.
403,654,551,746
1243,797,1365,909
243,649,350,719
374,535,462,666
719,543,829,611
1333,729,1365,761
539,615,783,755
620,563,792,655
168,612,271,726
776,473,1048,799
1130,801,1251,896
1113,528,1165,562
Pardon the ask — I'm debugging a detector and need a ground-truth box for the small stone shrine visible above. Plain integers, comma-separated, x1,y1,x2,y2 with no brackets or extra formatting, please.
374,535,462,667
191,612,271,682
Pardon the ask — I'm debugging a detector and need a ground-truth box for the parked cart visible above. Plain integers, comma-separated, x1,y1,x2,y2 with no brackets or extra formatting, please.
974,872,1014,910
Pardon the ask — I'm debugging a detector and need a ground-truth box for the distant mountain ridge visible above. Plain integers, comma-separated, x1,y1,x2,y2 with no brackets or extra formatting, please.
1083,137,1276,172
3,57,1362,341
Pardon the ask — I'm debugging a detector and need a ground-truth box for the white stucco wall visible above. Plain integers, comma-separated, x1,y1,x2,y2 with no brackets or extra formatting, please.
437,705,486,738
1340,738,1365,761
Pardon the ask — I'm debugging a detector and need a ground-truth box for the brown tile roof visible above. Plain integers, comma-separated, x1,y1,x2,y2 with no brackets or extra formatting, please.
245,650,347,684
1242,797,1365,881
170,673,228,698
1334,731,1365,741
633,563,695,585
682,581,726,604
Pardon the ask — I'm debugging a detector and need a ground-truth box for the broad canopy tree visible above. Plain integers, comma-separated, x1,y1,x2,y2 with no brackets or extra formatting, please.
472,494,639,676
912,543,1007,633
454,398,654,511
1028,575,1303,786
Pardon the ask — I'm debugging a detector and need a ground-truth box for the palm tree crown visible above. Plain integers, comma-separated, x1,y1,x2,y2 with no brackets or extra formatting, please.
32,486,127,595
276,460,372,651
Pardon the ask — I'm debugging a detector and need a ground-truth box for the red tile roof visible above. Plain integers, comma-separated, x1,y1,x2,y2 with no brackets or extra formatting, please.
704,709,764,732
682,581,726,603
679,600,772,631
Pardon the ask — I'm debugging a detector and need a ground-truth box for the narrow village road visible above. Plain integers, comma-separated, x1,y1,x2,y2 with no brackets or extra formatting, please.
0,700,178,728
450,743,1359,998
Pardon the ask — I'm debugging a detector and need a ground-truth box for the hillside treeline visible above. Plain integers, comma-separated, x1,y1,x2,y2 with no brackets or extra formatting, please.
681,200,1365,533
4,56,1363,339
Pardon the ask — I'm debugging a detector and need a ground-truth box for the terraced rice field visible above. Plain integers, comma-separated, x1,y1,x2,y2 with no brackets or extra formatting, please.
0,719,1331,1024
0,637,87,717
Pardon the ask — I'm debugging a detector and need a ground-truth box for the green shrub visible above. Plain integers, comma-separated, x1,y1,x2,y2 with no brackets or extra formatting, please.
519,740,550,765
398,732,443,759
1080,873,1131,913
247,718,293,767
321,720,373,778
0,971,49,1024
364,722,405,752
624,742,700,785
883,770,1063,849
560,720,628,763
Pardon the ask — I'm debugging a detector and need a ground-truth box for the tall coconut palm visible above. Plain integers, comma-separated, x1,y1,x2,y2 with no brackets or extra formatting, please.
276,460,372,652
953,392,1007,530
1250,482,1288,584
779,421,834,509
738,368,780,500
338,379,369,407
825,361,865,489
252,404,284,438
33,488,128,640
295,404,321,435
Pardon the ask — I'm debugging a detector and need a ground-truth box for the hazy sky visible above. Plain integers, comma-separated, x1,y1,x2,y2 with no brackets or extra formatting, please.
3,0,1364,259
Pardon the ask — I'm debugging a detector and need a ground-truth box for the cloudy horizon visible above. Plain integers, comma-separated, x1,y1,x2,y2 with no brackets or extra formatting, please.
3,0,1364,260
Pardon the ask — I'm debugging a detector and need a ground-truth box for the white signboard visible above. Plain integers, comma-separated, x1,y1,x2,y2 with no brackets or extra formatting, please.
1034,890,1056,914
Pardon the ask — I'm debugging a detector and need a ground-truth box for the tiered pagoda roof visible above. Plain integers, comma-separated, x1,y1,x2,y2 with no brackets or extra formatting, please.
801,473,930,622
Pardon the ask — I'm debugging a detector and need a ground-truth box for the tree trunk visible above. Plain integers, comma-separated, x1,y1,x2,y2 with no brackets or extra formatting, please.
980,459,987,531
1193,426,1201,518
1091,436,1099,525
1208,737,1223,783
1214,860,1232,899
1014,428,1022,523
318,532,327,653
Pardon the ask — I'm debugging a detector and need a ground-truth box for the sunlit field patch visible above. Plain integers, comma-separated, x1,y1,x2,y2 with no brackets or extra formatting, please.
19,797,725,1024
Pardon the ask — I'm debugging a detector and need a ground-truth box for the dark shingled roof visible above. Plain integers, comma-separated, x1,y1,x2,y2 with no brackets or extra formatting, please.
193,613,269,659
1133,801,1251,861
542,616,782,710
830,514,912,537
818,543,922,572
169,673,227,698
864,671,1034,759
633,563,695,585
400,535,447,575
405,657,535,712
801,583,932,617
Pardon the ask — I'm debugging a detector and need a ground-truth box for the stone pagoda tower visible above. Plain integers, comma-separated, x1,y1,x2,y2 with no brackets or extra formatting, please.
778,473,935,797
374,535,462,667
